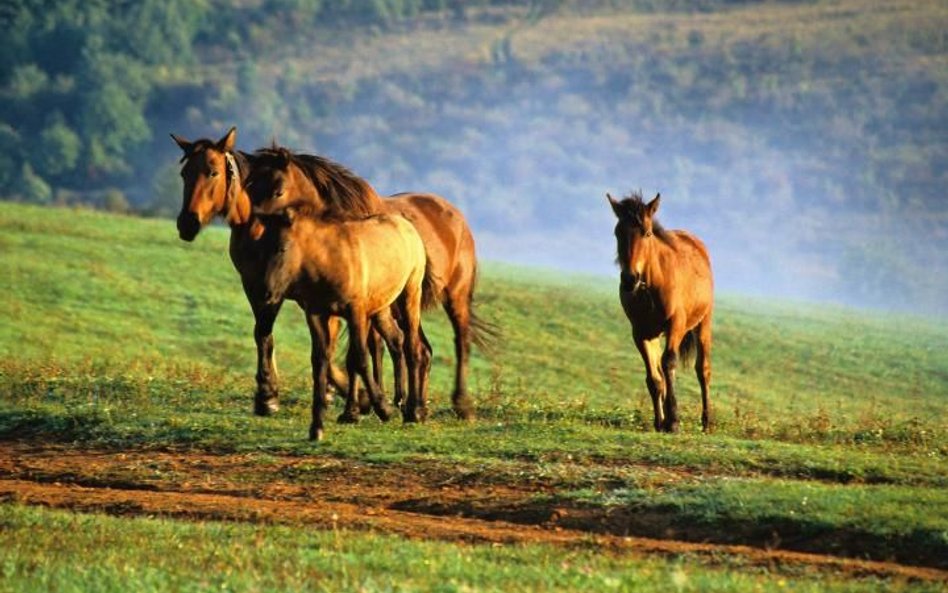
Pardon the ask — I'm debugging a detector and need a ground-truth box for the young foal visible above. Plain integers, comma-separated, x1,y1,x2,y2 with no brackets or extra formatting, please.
257,204,430,441
608,192,714,432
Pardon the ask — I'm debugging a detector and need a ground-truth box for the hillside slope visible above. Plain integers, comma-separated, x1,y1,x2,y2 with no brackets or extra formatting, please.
2,202,945,441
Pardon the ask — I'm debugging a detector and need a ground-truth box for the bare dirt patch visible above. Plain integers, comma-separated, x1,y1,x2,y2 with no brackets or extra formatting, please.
0,441,944,583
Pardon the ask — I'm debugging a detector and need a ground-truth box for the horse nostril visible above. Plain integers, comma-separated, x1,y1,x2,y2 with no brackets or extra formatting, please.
176,214,201,241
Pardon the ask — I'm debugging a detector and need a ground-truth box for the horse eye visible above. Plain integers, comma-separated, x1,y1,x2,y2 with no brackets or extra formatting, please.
208,170,219,178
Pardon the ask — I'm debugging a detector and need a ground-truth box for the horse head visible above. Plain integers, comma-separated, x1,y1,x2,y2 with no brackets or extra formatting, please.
171,127,243,241
607,191,661,293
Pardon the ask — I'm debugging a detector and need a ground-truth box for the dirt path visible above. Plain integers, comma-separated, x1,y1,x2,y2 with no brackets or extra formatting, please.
1,442,944,583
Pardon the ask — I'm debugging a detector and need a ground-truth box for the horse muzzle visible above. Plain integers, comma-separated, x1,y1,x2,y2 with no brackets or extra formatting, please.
176,213,201,242
620,272,646,293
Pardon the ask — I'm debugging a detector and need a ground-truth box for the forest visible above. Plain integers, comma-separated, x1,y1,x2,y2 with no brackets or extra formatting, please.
1,0,946,313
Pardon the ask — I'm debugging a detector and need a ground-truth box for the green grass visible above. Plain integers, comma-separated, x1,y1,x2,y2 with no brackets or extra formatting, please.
1,202,947,585
0,504,940,593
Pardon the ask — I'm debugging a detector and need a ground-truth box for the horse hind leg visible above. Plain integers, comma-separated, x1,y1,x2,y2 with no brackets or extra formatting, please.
445,287,475,420
342,311,392,424
399,280,427,424
695,315,713,432
372,308,407,413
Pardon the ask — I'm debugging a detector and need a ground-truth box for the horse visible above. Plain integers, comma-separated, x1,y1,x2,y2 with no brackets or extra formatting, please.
248,144,496,420
607,191,714,432
171,128,374,416
254,201,433,440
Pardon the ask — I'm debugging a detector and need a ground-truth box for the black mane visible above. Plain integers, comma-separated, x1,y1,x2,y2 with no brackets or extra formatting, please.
252,145,383,219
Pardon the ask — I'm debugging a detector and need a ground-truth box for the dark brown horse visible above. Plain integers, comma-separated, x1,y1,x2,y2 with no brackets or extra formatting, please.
171,128,375,416
255,202,431,440
608,191,714,432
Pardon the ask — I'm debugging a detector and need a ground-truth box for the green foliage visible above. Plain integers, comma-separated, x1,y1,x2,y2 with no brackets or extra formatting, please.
17,163,51,203
34,112,81,178
76,40,152,176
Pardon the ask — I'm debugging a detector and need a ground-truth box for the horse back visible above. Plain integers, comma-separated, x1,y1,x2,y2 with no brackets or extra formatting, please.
667,230,714,323
386,192,473,297
305,214,426,314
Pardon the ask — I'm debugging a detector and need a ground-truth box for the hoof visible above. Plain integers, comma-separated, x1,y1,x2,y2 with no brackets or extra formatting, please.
402,406,429,424
309,426,325,441
254,397,280,417
663,420,680,434
358,390,373,415
453,403,476,421
374,404,394,422
337,411,360,424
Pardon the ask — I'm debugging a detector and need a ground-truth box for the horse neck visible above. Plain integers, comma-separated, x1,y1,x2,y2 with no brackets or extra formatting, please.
641,235,673,288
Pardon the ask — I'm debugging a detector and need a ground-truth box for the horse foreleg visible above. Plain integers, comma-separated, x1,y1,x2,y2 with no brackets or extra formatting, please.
662,323,688,433
368,326,385,398
695,315,713,432
252,299,282,416
635,336,665,431
306,313,331,441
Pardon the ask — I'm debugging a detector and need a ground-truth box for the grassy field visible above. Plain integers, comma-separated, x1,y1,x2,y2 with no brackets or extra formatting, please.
1,202,947,590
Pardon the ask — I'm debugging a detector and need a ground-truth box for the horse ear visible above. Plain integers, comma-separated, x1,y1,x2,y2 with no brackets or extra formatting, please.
217,126,237,152
646,193,661,217
170,133,192,154
606,193,622,218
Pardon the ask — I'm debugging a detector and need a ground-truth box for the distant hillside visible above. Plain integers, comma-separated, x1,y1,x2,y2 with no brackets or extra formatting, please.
1,0,946,313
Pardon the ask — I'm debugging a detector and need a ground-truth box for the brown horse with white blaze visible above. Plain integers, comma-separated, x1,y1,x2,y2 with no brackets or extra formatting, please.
607,191,714,432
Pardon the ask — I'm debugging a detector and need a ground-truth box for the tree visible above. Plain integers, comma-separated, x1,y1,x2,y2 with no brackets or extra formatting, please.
76,38,152,177
19,162,52,204
35,113,81,179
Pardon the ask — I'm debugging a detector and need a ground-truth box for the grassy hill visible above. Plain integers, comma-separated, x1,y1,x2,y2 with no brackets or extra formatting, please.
1,202,947,589
2,202,946,443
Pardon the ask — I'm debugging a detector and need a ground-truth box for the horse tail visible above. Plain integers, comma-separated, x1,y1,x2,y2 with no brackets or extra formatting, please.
679,329,697,366
467,261,501,356
469,307,501,356
420,253,443,312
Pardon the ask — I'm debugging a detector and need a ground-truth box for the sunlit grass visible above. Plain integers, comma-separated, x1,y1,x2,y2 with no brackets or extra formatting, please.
1,504,942,593
2,201,947,580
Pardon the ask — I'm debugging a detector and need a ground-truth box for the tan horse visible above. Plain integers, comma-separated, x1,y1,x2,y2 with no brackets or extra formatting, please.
607,191,714,432
249,144,495,419
256,203,432,440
